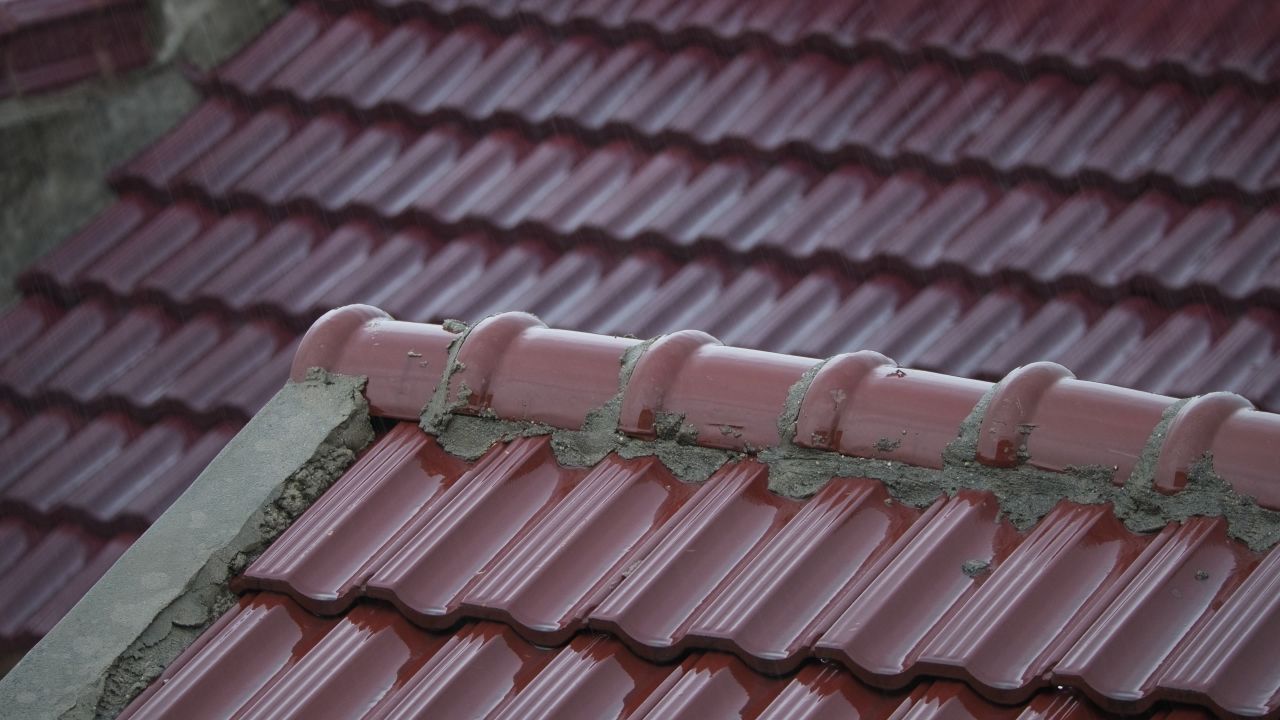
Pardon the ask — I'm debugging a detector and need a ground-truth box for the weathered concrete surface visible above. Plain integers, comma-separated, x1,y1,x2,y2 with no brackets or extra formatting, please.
0,0,284,305
0,370,372,719
0,68,196,305
149,0,286,70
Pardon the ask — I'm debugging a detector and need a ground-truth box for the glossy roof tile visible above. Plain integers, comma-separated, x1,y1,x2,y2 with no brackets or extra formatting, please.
227,406,1280,715
290,309,1280,508
100,102,1280,309
8,0,1280,684
205,5,1280,201
360,0,1280,90
123,591,1163,720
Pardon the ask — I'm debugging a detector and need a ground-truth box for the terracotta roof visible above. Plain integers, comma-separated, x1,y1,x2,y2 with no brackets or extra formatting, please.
116,307,1280,718
0,0,150,96
117,594,1198,720
370,0,1280,90
5,0,1280,673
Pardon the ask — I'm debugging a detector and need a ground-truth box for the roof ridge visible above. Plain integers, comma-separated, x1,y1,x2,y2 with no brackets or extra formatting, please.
293,305,1280,540
328,0,1280,97
14,215,1280,416
200,68,1280,208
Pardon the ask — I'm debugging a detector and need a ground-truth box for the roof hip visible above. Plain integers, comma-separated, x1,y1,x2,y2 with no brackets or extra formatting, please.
293,305,1280,517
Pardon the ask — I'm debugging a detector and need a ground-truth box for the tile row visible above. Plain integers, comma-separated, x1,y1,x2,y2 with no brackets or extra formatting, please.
210,4,1280,199
121,592,1162,720
0,0,150,97
352,0,1280,91
0,296,296,424
238,427,1279,716
0,518,135,650
298,310,1280,508
14,221,1280,416
0,403,238,532
108,108,1280,309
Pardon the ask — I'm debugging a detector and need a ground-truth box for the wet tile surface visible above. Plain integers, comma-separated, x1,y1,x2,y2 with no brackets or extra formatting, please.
133,418,1274,717
6,0,1280,689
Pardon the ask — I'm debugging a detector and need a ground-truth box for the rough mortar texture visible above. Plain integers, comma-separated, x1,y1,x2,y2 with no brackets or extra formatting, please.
933,393,1280,551
423,333,736,483
419,323,1280,551
0,370,372,720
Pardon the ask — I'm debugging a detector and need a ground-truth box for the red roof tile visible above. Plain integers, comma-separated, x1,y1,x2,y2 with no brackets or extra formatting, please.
7,0,1280,690
364,0,1280,91
76,305,1268,717
199,7,1280,201
0,0,150,96
0,519,135,651
120,593,1211,720
287,308,1280,510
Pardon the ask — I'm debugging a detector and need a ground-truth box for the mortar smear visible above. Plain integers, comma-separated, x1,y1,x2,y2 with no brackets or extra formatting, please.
418,321,1280,551
91,370,373,719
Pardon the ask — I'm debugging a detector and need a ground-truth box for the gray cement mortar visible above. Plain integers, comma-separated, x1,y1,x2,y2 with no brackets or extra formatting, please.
0,370,373,719
420,323,1280,552
423,330,736,483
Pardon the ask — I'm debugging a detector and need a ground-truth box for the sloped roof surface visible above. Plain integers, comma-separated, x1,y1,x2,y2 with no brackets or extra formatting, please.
0,0,150,96
4,0,1280,670
119,307,1280,718
123,593,1150,720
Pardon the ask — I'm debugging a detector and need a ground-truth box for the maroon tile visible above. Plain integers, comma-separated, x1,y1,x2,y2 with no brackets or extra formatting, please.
118,594,339,719
239,424,471,613
912,503,1164,703
15,0,1280,701
1156,543,1280,717
816,491,1022,686
374,622,551,718
365,437,583,627
1055,517,1261,713
0,0,150,97
0,525,104,649
587,461,794,661
0,413,137,521
681,477,922,674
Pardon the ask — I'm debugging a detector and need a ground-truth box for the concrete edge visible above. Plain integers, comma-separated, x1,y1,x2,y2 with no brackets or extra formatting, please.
0,369,373,720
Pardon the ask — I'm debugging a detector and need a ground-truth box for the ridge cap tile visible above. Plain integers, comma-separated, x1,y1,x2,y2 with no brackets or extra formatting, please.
235,416,1280,716
12,0,1280,709
293,306,1280,513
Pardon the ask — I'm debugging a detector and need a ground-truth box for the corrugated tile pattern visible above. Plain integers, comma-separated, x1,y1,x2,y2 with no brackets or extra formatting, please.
0,409,238,533
0,518,136,651
235,423,1280,716
360,0,1280,90
99,102,1280,310
205,5,1280,201
0,296,296,422
122,591,1175,720
10,0,1280,669
15,215,1280,412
